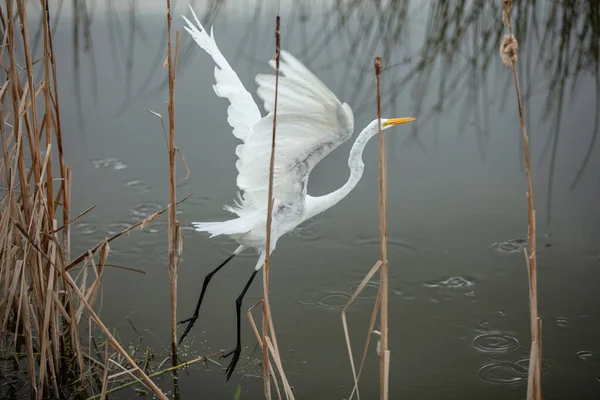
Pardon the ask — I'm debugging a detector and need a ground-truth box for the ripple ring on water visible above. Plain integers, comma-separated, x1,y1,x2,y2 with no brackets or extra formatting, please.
125,179,152,192
345,280,380,300
467,331,520,354
577,350,600,363
315,291,352,310
476,361,526,386
130,202,163,219
75,222,98,235
91,157,128,170
423,276,475,289
490,238,527,254
477,358,550,386
106,222,133,235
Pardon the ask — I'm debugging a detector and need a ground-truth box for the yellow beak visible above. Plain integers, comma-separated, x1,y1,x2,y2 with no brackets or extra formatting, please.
383,117,416,127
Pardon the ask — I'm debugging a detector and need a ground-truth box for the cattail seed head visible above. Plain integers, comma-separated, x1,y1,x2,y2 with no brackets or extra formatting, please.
374,56,382,74
500,34,518,65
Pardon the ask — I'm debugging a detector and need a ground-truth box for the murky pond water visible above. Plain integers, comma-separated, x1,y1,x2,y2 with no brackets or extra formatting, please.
35,0,600,398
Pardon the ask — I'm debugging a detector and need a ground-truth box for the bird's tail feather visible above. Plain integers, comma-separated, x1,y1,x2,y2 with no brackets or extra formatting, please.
191,218,252,238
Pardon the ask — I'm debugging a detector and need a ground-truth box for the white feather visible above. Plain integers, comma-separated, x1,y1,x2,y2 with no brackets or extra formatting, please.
180,6,410,380
182,7,354,219
236,51,355,210
179,9,414,380
182,7,261,143
181,7,411,254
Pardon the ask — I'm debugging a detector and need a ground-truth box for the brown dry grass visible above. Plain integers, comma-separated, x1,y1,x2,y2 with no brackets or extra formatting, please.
0,2,177,398
374,56,391,400
261,9,280,399
340,56,393,400
165,1,183,393
256,5,295,398
500,1,542,399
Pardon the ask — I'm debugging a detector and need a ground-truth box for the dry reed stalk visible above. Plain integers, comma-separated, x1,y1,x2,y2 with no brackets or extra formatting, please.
375,56,390,400
6,2,30,225
165,0,181,373
265,336,294,396
500,2,542,399
13,226,165,396
262,7,279,399
86,351,224,400
0,2,171,398
44,0,84,392
58,268,168,399
342,260,382,400
262,301,272,399
3,3,43,397
256,7,296,398
247,300,283,400
341,56,394,400
66,194,191,271
101,341,110,400
38,215,57,397
15,0,41,184
64,167,72,261
51,204,96,234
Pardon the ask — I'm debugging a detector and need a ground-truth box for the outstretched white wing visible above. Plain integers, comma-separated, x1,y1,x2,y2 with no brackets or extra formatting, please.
183,7,354,215
235,50,355,211
182,6,261,144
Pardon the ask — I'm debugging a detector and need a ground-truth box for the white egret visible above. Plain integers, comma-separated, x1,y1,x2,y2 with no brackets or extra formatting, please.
179,6,415,381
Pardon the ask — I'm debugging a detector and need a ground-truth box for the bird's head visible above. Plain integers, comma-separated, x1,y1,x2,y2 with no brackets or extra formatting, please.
382,117,416,130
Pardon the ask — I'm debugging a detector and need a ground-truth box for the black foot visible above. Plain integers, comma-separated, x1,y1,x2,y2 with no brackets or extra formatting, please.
221,347,241,382
177,316,198,345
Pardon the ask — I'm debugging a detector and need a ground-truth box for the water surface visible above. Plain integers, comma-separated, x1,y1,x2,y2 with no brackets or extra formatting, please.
41,1,600,398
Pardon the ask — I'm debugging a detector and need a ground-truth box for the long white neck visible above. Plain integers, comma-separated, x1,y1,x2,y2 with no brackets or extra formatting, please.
304,120,380,221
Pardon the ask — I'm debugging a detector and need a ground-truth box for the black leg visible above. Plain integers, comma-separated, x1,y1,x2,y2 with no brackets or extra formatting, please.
221,269,259,382
178,253,237,345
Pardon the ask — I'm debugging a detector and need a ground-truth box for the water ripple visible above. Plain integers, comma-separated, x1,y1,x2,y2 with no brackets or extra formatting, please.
466,330,520,354
130,202,163,219
477,358,550,386
477,361,525,385
125,179,152,192
490,238,527,254
422,276,477,302
315,291,351,310
298,288,354,311
391,284,420,301
344,280,380,300
423,276,475,289
91,157,127,170
338,258,403,279
140,220,167,235
106,222,133,235
75,222,98,235
577,351,600,363
354,236,418,253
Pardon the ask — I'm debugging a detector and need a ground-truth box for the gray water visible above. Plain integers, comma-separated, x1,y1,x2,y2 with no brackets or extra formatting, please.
41,0,600,398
